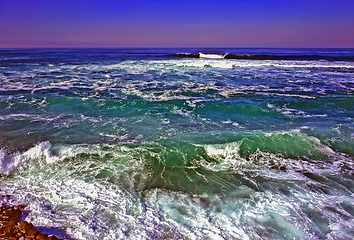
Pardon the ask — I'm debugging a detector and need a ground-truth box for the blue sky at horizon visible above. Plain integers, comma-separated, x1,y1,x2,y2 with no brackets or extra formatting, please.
1,0,353,48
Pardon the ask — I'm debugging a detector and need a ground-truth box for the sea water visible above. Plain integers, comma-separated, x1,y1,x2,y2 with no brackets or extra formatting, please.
0,48,354,239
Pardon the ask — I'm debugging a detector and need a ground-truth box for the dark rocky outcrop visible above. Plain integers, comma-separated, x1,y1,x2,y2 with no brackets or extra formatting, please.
0,205,62,240
173,52,354,61
173,53,199,58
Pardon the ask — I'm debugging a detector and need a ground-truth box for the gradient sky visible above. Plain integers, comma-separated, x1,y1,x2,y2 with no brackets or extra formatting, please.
1,0,354,48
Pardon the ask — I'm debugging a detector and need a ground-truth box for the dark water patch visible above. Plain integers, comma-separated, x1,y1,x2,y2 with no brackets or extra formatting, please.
341,201,354,217
45,96,101,113
303,172,330,185
324,173,354,193
0,89,32,96
303,204,332,237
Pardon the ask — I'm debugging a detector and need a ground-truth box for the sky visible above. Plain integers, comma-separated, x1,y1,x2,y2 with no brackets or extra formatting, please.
0,0,354,48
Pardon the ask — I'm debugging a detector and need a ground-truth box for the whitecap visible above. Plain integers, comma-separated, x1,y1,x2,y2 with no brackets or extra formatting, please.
0,141,60,175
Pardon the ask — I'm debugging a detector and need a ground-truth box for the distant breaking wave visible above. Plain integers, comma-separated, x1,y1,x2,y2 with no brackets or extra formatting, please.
173,53,354,61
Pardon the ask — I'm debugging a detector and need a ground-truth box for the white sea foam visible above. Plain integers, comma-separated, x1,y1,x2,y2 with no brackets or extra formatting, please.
0,113,61,122
267,103,329,118
1,58,352,104
1,140,353,239
0,142,60,175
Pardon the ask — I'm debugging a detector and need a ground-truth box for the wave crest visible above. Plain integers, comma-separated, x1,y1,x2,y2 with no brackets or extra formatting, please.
0,141,59,175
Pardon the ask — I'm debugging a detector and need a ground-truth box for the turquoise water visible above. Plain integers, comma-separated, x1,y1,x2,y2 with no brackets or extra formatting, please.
0,49,354,239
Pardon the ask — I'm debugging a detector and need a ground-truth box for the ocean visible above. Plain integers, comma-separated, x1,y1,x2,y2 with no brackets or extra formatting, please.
0,48,353,239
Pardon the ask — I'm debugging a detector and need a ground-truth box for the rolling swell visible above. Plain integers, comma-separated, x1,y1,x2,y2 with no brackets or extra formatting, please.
1,130,344,193
2,133,353,239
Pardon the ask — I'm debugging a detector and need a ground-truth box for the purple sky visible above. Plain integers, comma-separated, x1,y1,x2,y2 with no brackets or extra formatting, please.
1,0,354,48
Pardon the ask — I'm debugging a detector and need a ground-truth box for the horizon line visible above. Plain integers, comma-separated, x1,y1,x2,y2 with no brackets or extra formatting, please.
1,47,354,50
